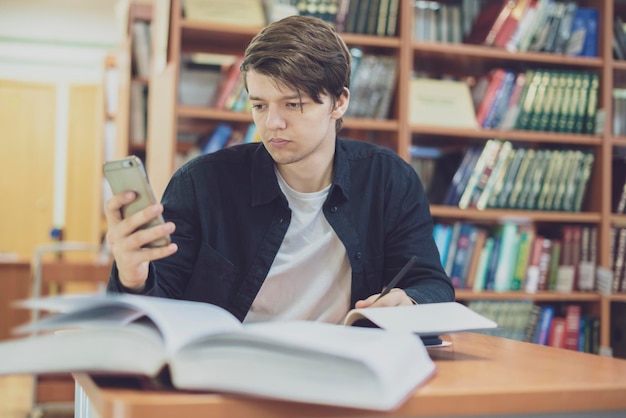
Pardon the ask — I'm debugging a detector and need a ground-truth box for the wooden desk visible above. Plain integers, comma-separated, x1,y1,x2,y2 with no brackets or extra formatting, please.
73,332,626,418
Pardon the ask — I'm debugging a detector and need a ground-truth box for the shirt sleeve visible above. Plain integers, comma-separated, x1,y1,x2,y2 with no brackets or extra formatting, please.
386,163,455,304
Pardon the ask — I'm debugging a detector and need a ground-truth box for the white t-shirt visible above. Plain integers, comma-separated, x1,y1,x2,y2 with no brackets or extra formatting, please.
244,171,351,324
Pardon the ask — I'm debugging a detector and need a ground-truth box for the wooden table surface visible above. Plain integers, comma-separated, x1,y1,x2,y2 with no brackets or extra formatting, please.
74,332,626,418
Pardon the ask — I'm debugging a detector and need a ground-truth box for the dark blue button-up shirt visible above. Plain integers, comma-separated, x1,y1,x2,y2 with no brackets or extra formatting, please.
108,138,454,321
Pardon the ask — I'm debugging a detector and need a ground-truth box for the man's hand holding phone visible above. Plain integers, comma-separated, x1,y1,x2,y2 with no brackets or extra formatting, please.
103,157,178,290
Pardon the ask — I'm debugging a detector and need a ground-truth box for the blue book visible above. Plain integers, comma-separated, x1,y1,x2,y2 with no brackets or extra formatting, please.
534,305,556,345
483,71,515,129
202,124,232,154
433,223,452,268
483,236,501,291
580,8,599,57
443,147,481,206
243,123,257,144
473,237,495,292
449,223,475,289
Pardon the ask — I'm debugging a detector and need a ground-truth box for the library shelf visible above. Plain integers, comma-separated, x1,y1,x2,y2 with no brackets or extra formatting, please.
137,0,625,356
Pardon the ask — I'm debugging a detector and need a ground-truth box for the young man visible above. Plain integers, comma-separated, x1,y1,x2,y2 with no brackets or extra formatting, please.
105,15,454,323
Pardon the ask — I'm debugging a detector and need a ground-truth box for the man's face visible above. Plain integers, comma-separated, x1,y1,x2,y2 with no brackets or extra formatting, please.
247,70,348,168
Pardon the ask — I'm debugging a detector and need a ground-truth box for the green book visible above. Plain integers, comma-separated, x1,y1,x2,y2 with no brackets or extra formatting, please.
526,71,552,130
584,73,600,134
511,229,534,290
546,240,562,290
473,237,495,292
574,72,591,133
514,70,540,130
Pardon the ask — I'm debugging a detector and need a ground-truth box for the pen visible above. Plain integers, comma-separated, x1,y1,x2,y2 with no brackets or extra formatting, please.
374,255,418,302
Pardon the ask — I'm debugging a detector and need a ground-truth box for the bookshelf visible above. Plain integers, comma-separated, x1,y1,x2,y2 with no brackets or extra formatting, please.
143,0,624,356
126,2,153,160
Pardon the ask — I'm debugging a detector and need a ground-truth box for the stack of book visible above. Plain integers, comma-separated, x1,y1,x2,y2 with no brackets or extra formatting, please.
468,300,600,354
442,140,595,213
472,68,600,134
434,222,598,293
464,0,598,57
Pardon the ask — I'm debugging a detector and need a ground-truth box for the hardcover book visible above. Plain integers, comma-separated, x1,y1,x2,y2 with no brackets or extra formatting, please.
3,293,439,411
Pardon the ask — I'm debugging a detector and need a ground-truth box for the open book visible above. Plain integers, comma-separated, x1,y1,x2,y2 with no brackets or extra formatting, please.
0,293,436,411
344,301,498,339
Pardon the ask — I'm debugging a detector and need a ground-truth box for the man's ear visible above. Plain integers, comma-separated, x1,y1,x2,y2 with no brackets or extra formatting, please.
331,87,350,119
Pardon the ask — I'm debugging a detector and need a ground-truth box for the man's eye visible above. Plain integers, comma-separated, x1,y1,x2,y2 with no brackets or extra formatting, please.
251,104,266,110
287,102,302,109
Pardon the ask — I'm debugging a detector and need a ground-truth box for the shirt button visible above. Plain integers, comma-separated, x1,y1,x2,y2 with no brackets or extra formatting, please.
355,252,362,259
330,206,338,213
279,218,284,223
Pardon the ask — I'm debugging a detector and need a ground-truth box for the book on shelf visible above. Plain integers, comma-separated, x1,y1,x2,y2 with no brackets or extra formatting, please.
473,236,495,292
178,55,225,106
346,54,398,119
615,16,626,60
442,145,482,207
464,227,488,291
464,0,517,46
492,221,519,292
129,81,148,145
534,304,555,345
131,20,151,79
457,139,502,210
212,56,245,109
183,0,266,28
3,293,449,411
564,304,581,351
504,0,538,52
408,77,477,129
547,316,566,348
511,226,534,291
449,223,475,289
546,239,562,291
492,0,532,49
295,0,339,25
553,1,577,54
443,221,463,277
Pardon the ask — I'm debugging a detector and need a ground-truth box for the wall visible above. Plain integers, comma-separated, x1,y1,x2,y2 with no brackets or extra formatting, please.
0,0,123,257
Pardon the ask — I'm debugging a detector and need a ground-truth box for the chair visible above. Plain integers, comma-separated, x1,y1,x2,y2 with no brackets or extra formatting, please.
28,242,110,418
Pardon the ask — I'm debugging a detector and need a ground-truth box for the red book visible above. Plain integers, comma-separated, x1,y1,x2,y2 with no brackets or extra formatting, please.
475,69,507,127
536,238,553,291
213,56,245,109
548,317,567,348
564,305,581,351
465,0,517,46
525,235,545,292
493,0,532,48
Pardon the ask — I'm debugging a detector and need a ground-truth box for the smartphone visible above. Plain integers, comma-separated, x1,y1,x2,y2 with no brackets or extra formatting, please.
103,156,171,248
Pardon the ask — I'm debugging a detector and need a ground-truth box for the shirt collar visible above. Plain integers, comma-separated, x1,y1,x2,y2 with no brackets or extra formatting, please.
250,138,350,207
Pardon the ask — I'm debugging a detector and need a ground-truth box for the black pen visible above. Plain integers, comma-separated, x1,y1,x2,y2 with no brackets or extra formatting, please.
374,255,418,302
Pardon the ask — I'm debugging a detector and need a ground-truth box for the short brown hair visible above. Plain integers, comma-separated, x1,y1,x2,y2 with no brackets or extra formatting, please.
241,15,351,131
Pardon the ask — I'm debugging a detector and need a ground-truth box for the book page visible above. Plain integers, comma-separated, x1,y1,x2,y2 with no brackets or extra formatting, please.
343,302,497,336
18,294,243,353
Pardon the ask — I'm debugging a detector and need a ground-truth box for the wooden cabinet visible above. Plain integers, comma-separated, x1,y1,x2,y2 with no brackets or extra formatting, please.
143,0,625,355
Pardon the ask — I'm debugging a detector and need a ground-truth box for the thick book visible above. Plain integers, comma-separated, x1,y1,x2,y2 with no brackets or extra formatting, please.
3,293,437,411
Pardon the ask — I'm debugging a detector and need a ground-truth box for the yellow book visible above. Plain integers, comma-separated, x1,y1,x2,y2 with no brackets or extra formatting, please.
408,78,477,129
183,0,266,28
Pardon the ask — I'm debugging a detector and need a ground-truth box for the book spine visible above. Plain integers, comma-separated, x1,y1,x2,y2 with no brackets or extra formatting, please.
535,305,555,345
